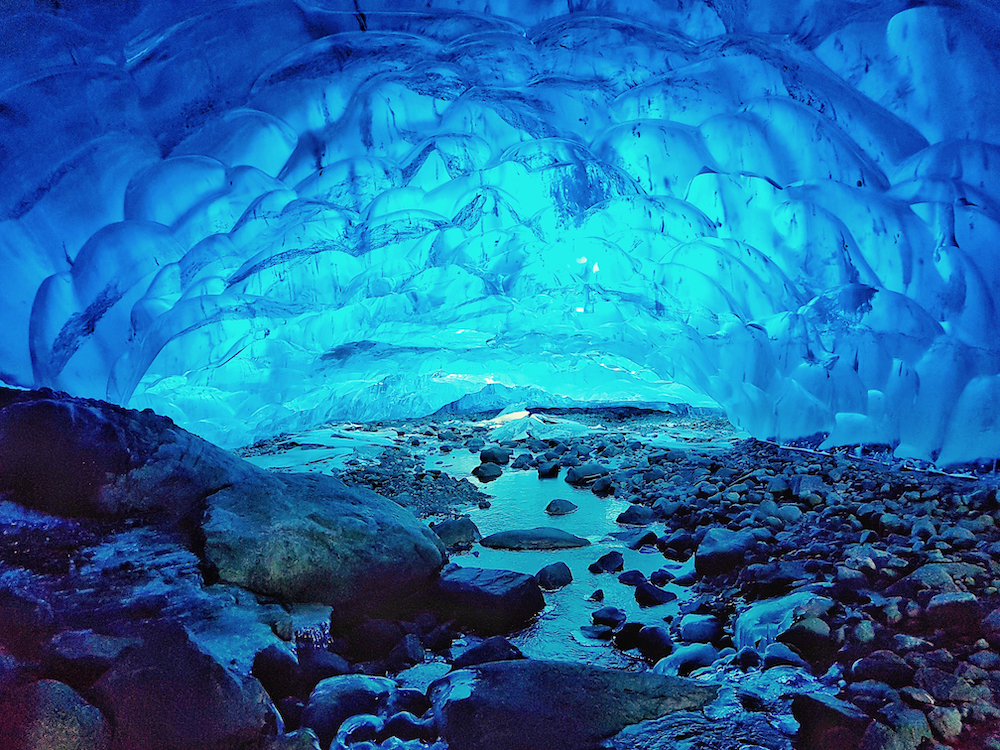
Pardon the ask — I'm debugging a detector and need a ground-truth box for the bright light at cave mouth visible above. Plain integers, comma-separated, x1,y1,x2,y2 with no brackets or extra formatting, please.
2,0,1000,468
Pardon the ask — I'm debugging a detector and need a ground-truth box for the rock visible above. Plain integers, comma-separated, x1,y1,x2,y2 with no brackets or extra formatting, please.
536,461,560,478
589,551,625,573
776,617,832,662
480,447,511,465
592,476,615,495
253,643,301,701
762,643,810,670
301,675,396,749
43,630,142,687
511,453,533,469
618,570,647,586
430,517,481,549
381,711,436,742
593,607,627,627
0,679,112,750
606,709,789,750
617,505,656,526
564,463,610,486
694,528,756,576
858,703,932,750
479,528,590,550
297,648,349,695
204,471,445,614
430,660,718,750
850,651,915,688
432,564,545,635
792,693,871,750
472,462,503,482
652,643,718,676
262,729,321,750
92,624,276,750
913,667,979,703
679,614,723,644
636,626,674,662
613,622,644,650
925,591,980,633
348,618,405,662
452,636,524,668
635,581,677,607
536,562,573,590
387,634,424,670
928,707,962,742
0,588,56,657
884,562,987,600
545,498,578,515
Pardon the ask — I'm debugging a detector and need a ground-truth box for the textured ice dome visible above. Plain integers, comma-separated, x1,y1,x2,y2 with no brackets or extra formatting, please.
3,0,1000,466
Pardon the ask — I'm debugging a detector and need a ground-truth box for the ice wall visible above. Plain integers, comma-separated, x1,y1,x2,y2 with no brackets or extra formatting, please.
2,0,1000,466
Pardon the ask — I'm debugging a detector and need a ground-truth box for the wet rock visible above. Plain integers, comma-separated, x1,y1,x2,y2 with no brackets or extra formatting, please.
479,528,590,550
431,564,545,635
43,630,142,687
618,570,647,586
536,562,573,590
636,626,674,662
545,498,577,515
565,463,610,486
776,617,832,662
0,678,112,750
430,660,717,750
253,643,301,701
858,703,932,750
581,624,615,640
347,619,405,661
695,528,756,576
607,709,789,750
635,581,677,607
593,606,627,628
589,551,625,574
510,453,533,469
762,643,810,670
792,693,870,750
92,624,276,750
850,651,915,688
846,680,900,715
617,505,656,526
297,647,349,695
679,614,723,644
301,675,396,749
263,729,320,750
430,517,480,550
381,711,436,743
652,643,718,676
592,476,615,496
537,461,560,478
452,636,524,668
480,447,511,465
472,462,503,482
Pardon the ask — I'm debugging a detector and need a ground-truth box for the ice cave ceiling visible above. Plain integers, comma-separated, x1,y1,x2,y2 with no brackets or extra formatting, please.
2,0,999,465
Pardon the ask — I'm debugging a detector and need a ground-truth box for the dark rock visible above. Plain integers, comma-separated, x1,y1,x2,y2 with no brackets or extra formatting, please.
472,463,503,482
618,570,647,586
480,447,511,465
511,453,533,469
381,711,436,743
297,647,349,696
858,703,932,750
694,528,756,576
636,626,674,662
653,643,718,676
679,614,723,644
913,667,979,703
430,660,718,750
581,624,614,640
43,630,142,688
432,564,545,635
387,634,424,670
545,498,577,515
453,636,524,668
616,505,656,526
792,692,871,750
592,476,615,496
430,517,481,550
593,606,628,628
925,591,980,633
846,680,900,715
635,581,677,607
480,528,590,550
301,675,396,749
0,678,112,750
850,651,915,688
927,706,962,742
92,624,276,750
0,588,55,658
565,463,610,486
607,708,789,750
613,622,644,650
736,647,760,669
776,617,832,662
762,642,810,670
348,618,404,661
649,569,674,586
536,562,573,590
589,551,625,574
252,643,301,701
536,461,560,478
276,697,304,731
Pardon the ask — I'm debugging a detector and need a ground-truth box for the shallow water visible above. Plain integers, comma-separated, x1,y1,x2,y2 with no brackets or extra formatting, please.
427,449,692,669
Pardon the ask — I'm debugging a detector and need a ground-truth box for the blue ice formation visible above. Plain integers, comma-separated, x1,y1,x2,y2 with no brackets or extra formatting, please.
2,0,1000,466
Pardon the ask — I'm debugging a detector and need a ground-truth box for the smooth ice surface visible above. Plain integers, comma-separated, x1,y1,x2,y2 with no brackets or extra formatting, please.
3,0,1000,466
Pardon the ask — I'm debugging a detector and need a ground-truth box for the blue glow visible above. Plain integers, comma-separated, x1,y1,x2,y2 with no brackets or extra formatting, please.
2,1,1000,467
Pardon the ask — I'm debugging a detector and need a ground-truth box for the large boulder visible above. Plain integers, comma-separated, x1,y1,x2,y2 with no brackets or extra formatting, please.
203,472,445,610
0,678,112,750
91,625,277,750
431,564,545,635
430,660,718,750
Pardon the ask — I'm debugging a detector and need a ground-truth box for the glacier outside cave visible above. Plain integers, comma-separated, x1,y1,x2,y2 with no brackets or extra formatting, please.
2,0,1000,466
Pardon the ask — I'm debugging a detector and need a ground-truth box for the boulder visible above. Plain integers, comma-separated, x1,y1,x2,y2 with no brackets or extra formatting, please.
0,679,112,750
452,636,524,668
565,463,610,486
430,517,480,549
431,565,545,635
301,675,396,749
480,447,511,465
694,528,756,576
616,505,656,526
91,625,277,750
431,660,717,750
536,562,573,590
203,472,445,613
472,462,503,482
480,528,590,550
792,693,871,750
545,499,578,515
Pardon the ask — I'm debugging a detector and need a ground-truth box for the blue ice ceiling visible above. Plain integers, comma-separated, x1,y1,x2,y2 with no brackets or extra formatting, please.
2,0,1000,466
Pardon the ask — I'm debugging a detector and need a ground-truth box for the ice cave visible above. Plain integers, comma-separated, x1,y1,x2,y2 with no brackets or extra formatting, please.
3,0,1000,467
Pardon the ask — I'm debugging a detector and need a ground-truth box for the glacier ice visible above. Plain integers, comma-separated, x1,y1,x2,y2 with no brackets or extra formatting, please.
2,0,1000,467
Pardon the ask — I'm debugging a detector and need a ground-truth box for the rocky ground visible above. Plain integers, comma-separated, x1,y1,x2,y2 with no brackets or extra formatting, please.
2,391,1000,749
